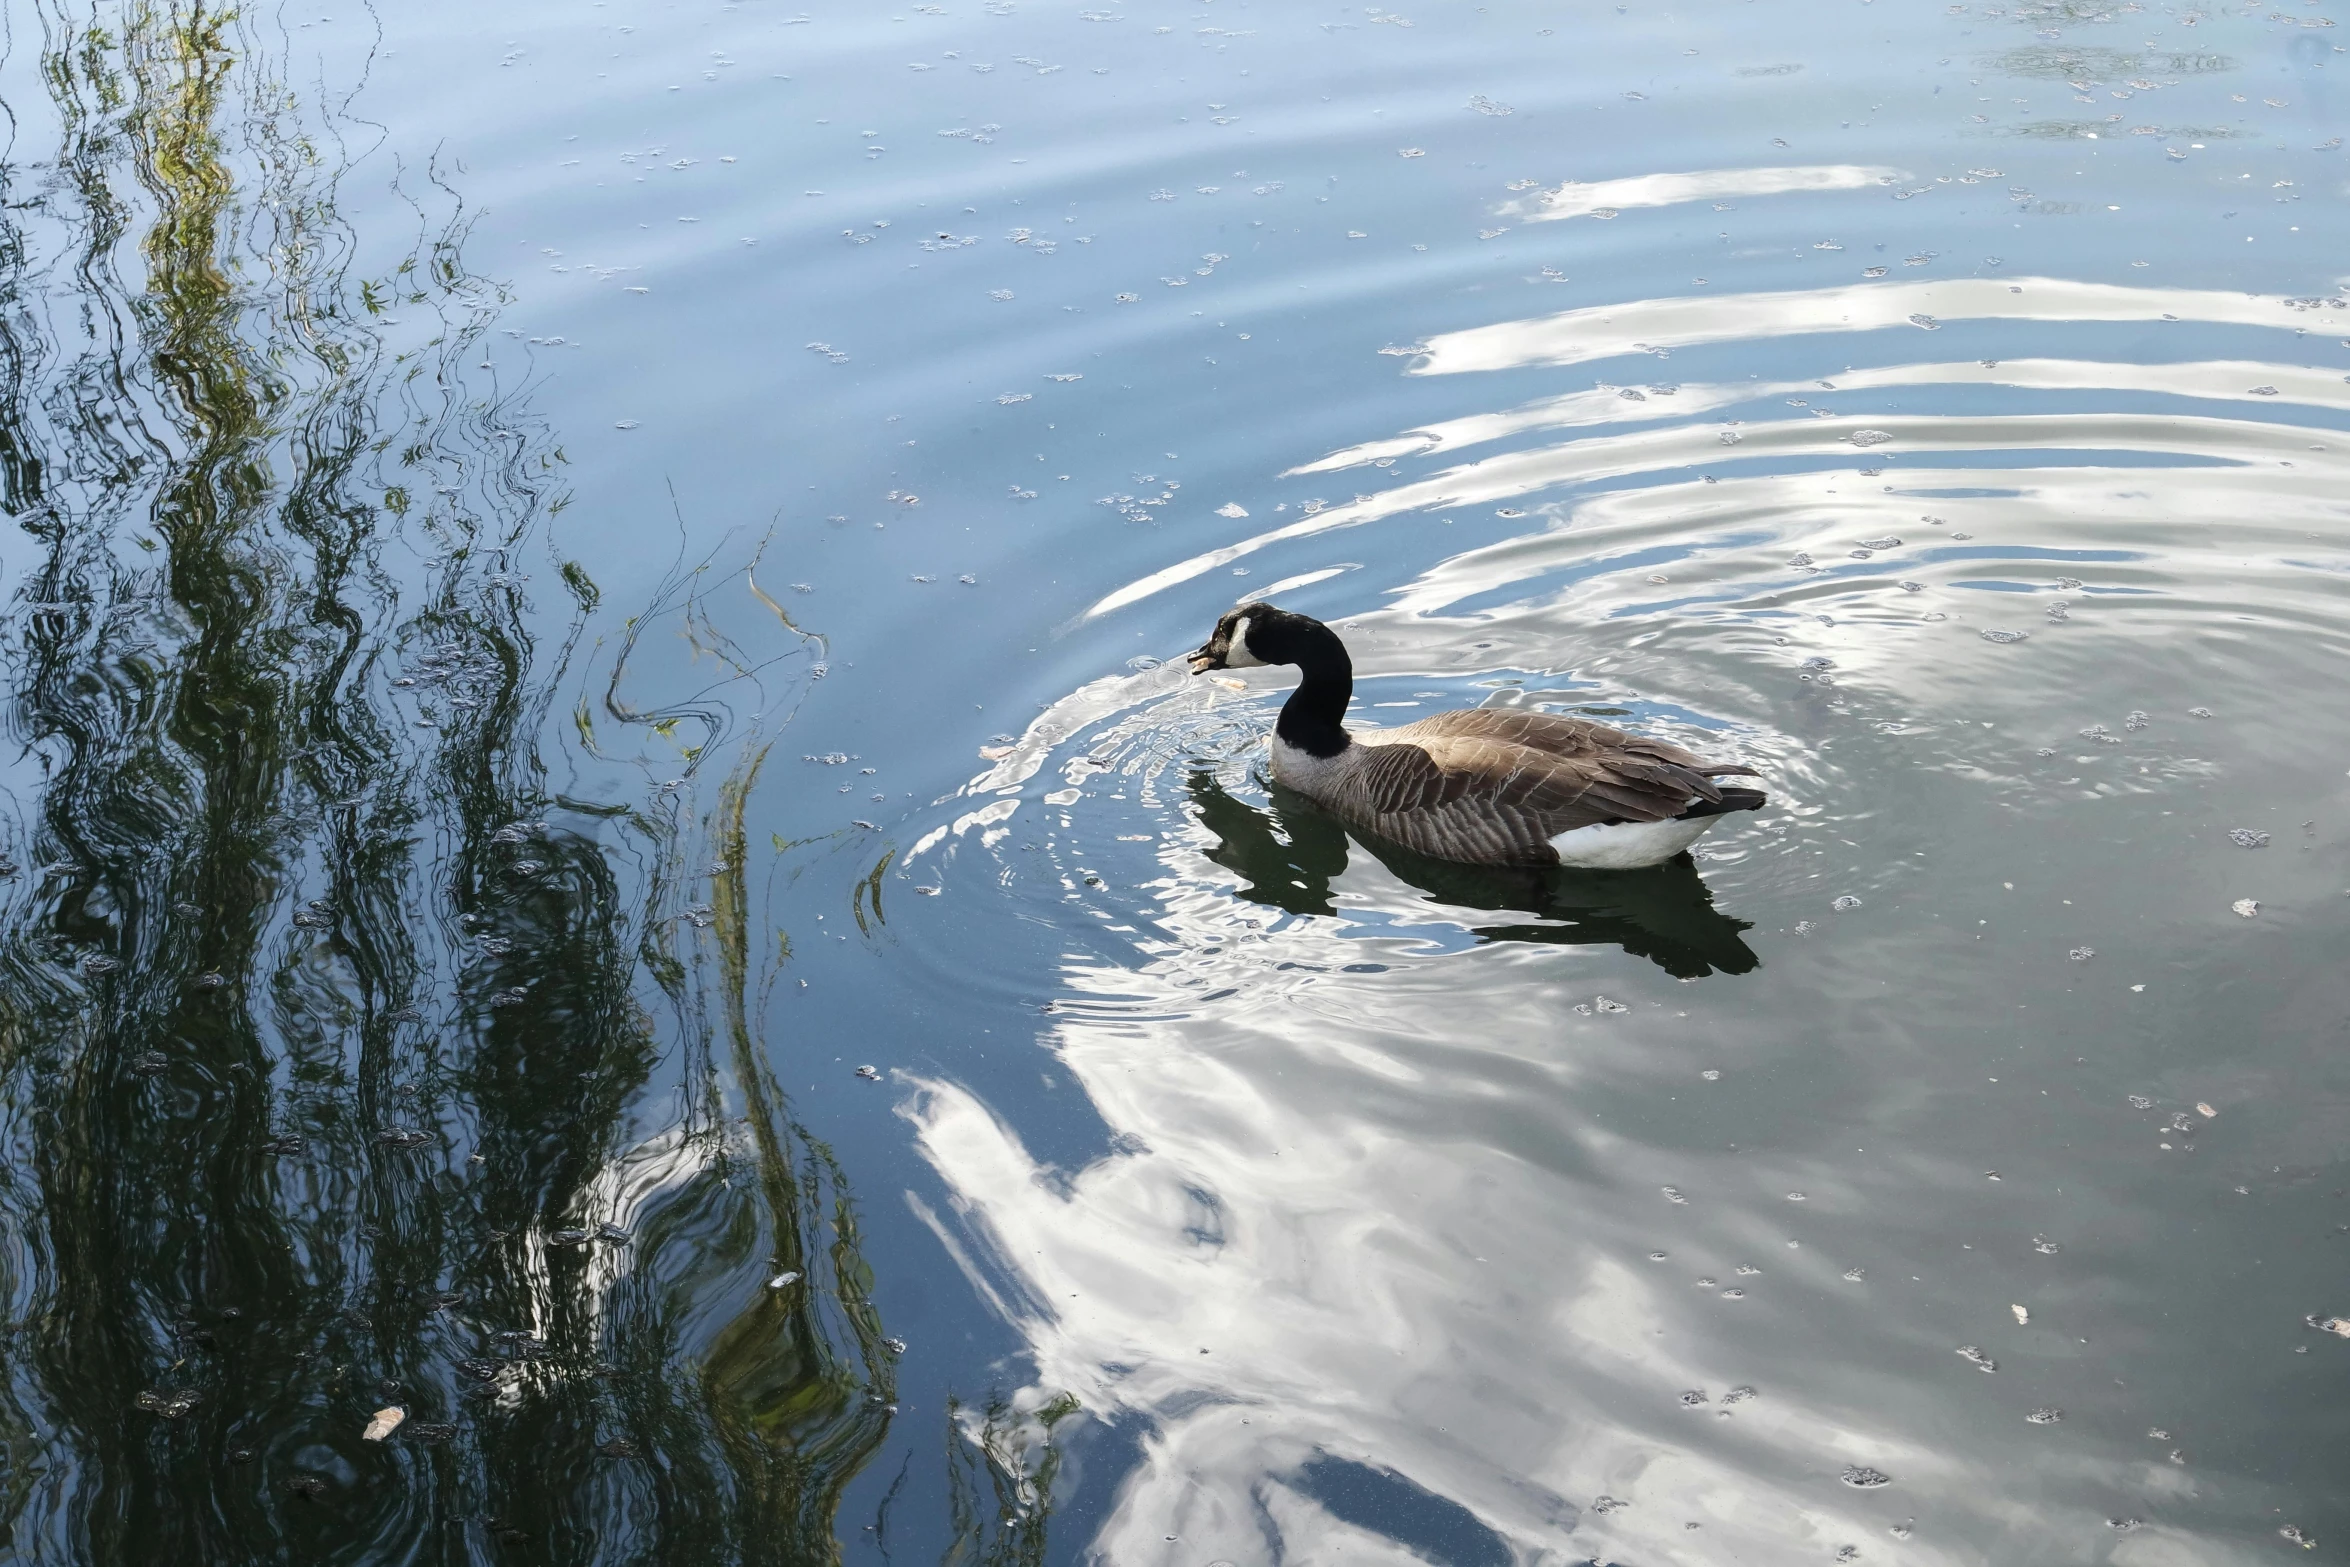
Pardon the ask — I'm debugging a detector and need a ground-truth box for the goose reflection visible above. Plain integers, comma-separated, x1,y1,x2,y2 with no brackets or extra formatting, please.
1186,771,1759,978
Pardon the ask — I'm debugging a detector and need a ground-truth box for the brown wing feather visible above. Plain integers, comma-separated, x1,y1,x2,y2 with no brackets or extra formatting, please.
1346,711,1755,853
1388,708,1756,777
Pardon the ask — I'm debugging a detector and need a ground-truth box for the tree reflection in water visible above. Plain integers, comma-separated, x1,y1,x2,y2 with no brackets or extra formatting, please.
0,6,1001,1560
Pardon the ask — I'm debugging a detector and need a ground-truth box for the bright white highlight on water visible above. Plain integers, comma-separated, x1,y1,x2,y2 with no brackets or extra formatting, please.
1504,164,1904,223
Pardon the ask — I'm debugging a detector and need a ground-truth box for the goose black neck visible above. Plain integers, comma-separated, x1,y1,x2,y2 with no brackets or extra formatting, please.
1273,621,1353,759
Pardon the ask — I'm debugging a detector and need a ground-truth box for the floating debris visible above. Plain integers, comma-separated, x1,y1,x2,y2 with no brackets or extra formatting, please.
1831,894,1862,912
1956,1345,1997,1372
362,1406,406,1441
2195,1102,2217,1118
1679,1389,1709,1406
1661,1186,1688,1205
135,1389,201,1418
1840,1465,1892,1488
410,1422,457,1444
1848,429,1894,447
2011,1304,2030,1325
598,1438,639,1459
854,1064,882,1081
2231,898,2260,918
2227,829,2270,848
2069,947,2094,962
1593,996,1629,1014
1978,628,2029,644
1843,1267,1866,1282
2280,1525,2317,1549
2026,1408,2062,1424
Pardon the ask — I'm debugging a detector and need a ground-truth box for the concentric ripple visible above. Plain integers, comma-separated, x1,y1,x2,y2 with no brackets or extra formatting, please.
891,262,2350,1563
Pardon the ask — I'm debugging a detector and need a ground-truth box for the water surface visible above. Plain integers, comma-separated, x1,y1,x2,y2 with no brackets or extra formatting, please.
2,1,2348,1562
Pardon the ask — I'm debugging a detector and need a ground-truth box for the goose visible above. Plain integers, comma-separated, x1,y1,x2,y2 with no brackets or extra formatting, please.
1187,604,1765,870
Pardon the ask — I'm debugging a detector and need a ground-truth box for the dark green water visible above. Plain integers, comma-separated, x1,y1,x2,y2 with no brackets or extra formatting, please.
1,2,2347,1563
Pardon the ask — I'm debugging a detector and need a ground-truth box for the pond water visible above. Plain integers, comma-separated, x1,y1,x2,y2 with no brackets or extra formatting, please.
3,0,2348,1562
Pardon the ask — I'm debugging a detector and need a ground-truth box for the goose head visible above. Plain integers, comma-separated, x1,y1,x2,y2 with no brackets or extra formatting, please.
1188,603,1321,673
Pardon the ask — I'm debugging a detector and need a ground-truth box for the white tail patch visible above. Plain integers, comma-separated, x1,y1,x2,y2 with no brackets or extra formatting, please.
1548,815,1717,869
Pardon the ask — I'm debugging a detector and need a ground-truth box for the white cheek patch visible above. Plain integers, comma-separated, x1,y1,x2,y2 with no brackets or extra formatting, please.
1221,614,1267,668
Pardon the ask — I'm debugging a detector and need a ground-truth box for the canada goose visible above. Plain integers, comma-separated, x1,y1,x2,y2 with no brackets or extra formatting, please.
1187,604,1765,870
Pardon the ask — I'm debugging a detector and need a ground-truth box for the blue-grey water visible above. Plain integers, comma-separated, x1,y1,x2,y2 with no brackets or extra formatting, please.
2,1,2348,1562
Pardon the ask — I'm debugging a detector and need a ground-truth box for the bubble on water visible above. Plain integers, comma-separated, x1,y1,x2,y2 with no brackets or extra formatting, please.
1835,1548,1860,1563
1793,920,1815,934
1840,1466,1892,1488
1495,507,1526,518
1979,628,2028,645
613,419,641,430
995,392,1032,405
1864,265,1889,278
2188,706,2213,718
854,1065,882,1081
1785,1190,1807,1202
1468,94,1513,115
2232,898,2260,917
1889,1521,1913,1540
1858,536,1901,550
1695,1276,1717,1288
1648,1251,1669,1261
1721,1287,1745,1299
1718,429,1743,445
135,1388,201,1419
2107,1518,2142,1532
1215,502,1248,518
2045,602,2070,622
2228,828,2270,848
2033,1236,2061,1254
1734,1264,1761,1276
1956,1345,1997,1372
2124,710,2148,730
1397,147,1425,158
1907,313,1940,330
2026,1408,2063,1425
2069,946,2094,962
1701,1069,1721,1081
1843,1267,1866,1281
1594,996,1629,1013
1831,895,1861,912
1592,1495,1629,1515
1679,1389,1709,1405
1661,1186,1688,1204
1848,429,1894,447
